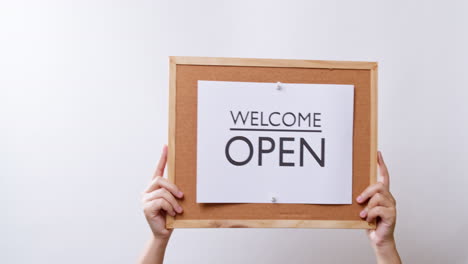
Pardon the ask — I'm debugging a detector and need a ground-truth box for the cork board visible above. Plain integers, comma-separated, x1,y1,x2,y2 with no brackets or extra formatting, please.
167,56,378,229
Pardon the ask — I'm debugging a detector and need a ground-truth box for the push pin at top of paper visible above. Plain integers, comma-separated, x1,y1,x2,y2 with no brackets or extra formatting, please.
271,197,277,203
276,82,282,91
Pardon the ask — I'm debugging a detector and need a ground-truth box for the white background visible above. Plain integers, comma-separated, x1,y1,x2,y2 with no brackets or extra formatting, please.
1,1,467,263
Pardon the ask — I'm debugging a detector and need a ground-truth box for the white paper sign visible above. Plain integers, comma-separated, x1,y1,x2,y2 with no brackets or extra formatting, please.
197,81,354,204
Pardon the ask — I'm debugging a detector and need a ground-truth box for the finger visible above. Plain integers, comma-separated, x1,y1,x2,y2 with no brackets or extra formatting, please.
144,198,176,217
153,145,168,179
378,151,390,188
143,188,183,213
367,192,394,209
356,182,388,203
359,193,394,218
365,206,396,224
145,176,184,198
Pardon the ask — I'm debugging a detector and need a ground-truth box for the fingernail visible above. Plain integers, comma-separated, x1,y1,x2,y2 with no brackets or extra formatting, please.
359,209,367,218
356,196,362,203
178,191,184,198
170,211,176,216
176,206,183,213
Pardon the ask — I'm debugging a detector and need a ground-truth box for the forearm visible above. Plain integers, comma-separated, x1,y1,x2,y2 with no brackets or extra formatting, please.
373,241,401,264
138,236,170,264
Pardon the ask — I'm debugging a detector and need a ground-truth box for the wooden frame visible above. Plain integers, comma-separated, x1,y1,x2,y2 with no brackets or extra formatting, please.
167,56,378,229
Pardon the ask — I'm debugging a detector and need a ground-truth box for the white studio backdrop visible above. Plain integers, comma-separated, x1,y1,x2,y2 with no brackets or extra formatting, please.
1,1,467,263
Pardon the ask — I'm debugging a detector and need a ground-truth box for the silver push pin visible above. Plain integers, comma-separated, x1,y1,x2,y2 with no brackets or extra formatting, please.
271,197,277,203
276,82,282,91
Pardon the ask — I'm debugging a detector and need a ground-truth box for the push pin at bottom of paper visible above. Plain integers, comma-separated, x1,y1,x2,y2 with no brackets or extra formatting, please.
271,197,277,203
276,82,282,91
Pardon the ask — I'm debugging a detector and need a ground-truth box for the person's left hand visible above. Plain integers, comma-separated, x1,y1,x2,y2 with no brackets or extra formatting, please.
141,145,184,241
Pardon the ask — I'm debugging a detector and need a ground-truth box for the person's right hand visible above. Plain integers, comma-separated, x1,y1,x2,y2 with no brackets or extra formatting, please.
141,145,184,241
357,151,401,263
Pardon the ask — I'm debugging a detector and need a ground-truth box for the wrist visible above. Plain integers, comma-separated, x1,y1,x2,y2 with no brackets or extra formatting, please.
139,236,170,264
374,240,396,253
152,235,170,247
373,239,401,264
373,237,396,250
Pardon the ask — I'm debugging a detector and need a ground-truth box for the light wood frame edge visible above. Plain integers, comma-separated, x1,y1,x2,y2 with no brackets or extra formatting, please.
367,64,379,229
170,220,374,229
170,56,377,70
370,65,378,186
166,56,378,229
166,57,177,227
